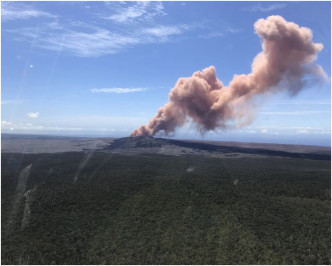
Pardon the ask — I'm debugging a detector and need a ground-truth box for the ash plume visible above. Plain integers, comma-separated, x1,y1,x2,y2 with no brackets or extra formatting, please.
131,15,327,137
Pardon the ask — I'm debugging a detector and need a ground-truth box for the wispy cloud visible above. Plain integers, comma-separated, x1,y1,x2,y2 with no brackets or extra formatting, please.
91,88,148,94
1,115,149,134
141,25,189,41
103,1,165,23
41,29,139,57
3,2,205,57
1,99,22,105
6,26,138,57
244,3,286,12
199,32,224,39
198,26,241,40
225,26,242,34
259,111,330,115
274,99,331,105
2,2,56,21
2,121,14,127
1,121,82,132
26,112,39,118
7,21,192,57
247,125,331,135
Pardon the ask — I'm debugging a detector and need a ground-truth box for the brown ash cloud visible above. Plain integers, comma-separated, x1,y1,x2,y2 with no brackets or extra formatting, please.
131,16,327,137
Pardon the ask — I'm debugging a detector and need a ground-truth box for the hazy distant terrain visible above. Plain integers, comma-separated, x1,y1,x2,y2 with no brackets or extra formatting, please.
2,134,330,159
1,134,114,154
1,134,331,264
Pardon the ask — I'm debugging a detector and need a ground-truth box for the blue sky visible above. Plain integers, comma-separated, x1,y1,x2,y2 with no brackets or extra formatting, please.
1,1,331,146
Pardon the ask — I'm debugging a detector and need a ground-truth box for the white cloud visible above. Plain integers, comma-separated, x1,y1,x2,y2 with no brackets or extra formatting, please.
106,2,149,22
2,2,56,21
41,29,139,57
1,121,14,131
244,3,287,12
142,25,186,39
250,126,331,136
104,2,165,23
3,2,193,57
91,88,148,94
1,99,22,105
4,26,139,57
224,26,242,34
26,112,39,118
1,115,149,135
1,121,82,132
274,99,331,105
198,25,242,40
199,32,224,39
292,126,331,135
259,111,330,115
297,129,309,134
8,22,192,57
2,121,13,126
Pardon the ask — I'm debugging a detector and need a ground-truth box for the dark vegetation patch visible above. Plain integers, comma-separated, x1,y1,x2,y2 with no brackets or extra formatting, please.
107,137,331,160
168,139,331,160
106,136,166,149
1,152,331,264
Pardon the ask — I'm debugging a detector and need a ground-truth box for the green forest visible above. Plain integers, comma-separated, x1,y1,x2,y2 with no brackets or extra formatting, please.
1,152,331,264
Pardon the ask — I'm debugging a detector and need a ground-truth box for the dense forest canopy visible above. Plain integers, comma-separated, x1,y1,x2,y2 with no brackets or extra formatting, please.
1,152,331,264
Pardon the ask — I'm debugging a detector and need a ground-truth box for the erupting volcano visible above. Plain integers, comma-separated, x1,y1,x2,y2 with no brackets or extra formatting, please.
131,15,327,137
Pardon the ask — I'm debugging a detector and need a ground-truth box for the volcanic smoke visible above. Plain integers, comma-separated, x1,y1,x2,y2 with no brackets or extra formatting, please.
131,15,327,137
